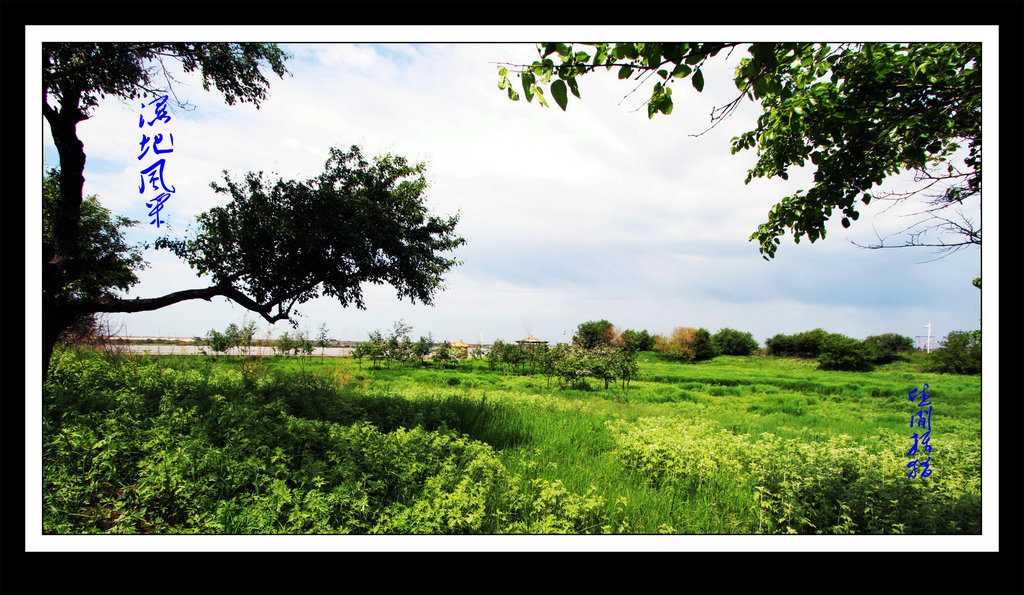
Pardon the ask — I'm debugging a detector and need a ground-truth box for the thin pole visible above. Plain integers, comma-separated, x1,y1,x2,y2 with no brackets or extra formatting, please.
924,321,932,354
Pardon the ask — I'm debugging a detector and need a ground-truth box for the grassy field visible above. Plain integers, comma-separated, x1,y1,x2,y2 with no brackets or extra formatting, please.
42,347,981,535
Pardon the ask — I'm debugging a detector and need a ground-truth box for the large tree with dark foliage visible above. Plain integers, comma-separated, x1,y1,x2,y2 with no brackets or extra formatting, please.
43,43,291,377
42,42,464,379
572,319,616,350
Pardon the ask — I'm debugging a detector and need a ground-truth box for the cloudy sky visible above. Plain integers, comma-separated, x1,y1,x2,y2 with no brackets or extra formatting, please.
36,27,993,347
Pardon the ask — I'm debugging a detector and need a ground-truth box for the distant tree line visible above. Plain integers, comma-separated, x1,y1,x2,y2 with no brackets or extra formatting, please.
766,328,980,374
204,321,332,360
203,317,980,377
766,329,917,371
576,319,980,375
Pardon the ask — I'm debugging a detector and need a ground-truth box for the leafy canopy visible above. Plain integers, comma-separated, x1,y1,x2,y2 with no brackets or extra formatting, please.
44,42,290,118
572,320,616,350
42,167,146,306
156,145,465,324
499,42,980,259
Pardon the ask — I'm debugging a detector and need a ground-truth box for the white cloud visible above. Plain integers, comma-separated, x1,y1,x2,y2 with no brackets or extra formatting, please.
38,37,985,346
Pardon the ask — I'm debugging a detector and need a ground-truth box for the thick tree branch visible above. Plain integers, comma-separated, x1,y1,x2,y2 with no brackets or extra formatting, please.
84,283,292,324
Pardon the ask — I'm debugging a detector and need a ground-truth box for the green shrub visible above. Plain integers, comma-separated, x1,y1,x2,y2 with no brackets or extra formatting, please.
793,328,830,357
654,327,697,362
675,390,701,403
924,330,981,375
748,430,980,534
765,333,796,356
712,328,760,356
708,386,741,397
767,329,830,358
605,417,750,490
817,334,874,372
572,319,615,350
863,333,915,364
692,328,717,361
44,350,629,535
618,329,656,352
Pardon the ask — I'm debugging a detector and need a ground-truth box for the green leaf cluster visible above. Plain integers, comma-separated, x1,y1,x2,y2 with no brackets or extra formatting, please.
42,168,147,309
733,43,980,258
485,340,641,391
862,333,915,364
769,330,915,372
617,329,656,352
205,321,258,357
502,43,728,116
355,320,421,369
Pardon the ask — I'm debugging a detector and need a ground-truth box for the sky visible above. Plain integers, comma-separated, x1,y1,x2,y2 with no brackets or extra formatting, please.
36,27,993,348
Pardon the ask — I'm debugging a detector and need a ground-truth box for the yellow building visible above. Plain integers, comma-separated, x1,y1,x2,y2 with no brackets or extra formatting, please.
450,341,470,359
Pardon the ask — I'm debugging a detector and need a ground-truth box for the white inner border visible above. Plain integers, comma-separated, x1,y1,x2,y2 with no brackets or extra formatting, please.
25,25,999,552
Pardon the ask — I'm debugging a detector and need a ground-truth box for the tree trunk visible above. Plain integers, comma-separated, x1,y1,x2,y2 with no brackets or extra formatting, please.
42,96,88,384
41,301,74,383
44,96,89,292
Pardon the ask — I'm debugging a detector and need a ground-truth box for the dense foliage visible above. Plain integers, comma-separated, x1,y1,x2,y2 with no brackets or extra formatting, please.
765,328,831,358
606,416,979,534
924,330,982,375
692,328,716,361
863,333,915,364
43,169,147,347
711,328,760,356
764,328,978,375
817,333,875,372
572,320,616,350
616,329,656,352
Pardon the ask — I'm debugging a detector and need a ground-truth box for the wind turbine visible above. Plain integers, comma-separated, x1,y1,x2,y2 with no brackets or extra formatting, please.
924,321,932,353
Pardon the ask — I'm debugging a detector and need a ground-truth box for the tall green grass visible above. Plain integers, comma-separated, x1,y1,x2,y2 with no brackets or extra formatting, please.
42,347,981,534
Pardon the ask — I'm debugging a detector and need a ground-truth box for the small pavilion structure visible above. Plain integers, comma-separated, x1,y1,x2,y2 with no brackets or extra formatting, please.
516,336,548,351
450,341,470,359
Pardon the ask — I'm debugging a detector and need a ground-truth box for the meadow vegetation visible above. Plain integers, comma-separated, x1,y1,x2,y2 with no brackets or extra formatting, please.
43,342,981,535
